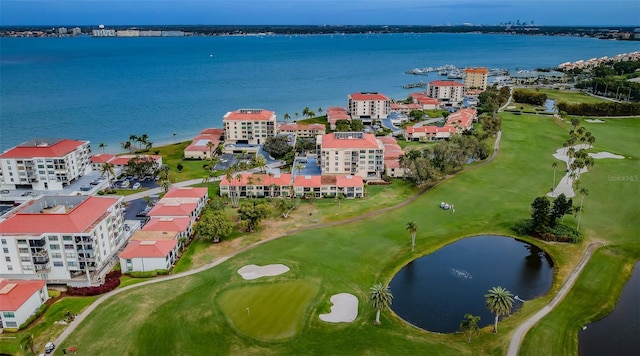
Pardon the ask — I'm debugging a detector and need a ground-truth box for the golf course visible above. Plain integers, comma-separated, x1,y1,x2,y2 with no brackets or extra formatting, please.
56,113,638,355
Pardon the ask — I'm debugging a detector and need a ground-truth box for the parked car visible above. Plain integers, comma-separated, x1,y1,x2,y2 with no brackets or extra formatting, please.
132,182,141,189
44,342,55,354
90,180,101,185
0,189,9,194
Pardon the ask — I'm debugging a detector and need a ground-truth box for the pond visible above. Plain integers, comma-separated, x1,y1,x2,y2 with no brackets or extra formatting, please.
389,235,554,333
544,99,557,113
579,262,640,356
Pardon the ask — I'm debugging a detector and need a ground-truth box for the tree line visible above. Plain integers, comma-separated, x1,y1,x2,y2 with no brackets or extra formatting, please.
512,89,548,106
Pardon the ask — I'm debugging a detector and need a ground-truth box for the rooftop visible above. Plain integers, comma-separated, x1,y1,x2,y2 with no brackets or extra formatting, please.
119,239,178,259
0,278,46,312
429,80,464,87
1,138,87,159
464,67,489,74
130,230,179,241
349,92,390,101
319,132,381,149
163,187,208,199
223,109,275,122
143,217,192,232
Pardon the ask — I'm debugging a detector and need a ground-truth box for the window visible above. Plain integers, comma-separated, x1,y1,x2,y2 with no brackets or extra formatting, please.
7,266,12,271
48,236,58,241
65,252,75,258
50,244,60,250
5,322,17,328
1,239,6,244
2,248,8,253
68,261,77,267
17,239,26,245
51,253,62,259
53,261,64,267
63,236,73,241
19,248,29,254
64,244,74,250
21,256,30,262
5,256,10,262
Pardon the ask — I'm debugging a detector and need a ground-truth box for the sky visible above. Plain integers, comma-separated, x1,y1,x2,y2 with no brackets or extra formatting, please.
1,0,639,26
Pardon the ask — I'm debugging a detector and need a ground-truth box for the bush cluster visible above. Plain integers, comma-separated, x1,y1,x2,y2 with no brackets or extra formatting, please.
67,270,122,296
513,89,548,106
18,304,48,329
556,102,640,116
128,269,169,278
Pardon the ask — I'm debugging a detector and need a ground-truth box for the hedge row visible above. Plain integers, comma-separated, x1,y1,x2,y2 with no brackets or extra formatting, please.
19,304,48,329
67,270,122,296
128,269,169,278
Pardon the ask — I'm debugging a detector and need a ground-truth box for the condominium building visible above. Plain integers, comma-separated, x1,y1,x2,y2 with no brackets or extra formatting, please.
316,132,385,180
326,107,351,130
223,109,276,145
278,123,326,138
347,92,391,123
0,278,49,329
426,81,465,107
464,67,489,91
0,195,126,283
410,92,441,110
0,138,91,191
184,128,224,160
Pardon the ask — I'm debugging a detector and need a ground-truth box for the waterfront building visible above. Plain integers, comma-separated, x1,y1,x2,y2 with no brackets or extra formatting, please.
347,92,391,123
326,107,351,130
278,123,326,138
57,27,67,35
119,239,178,273
139,30,163,37
141,217,192,242
184,128,224,160
426,81,465,107
220,173,293,198
316,132,384,180
510,70,567,85
116,29,140,37
223,109,276,146
446,108,477,132
404,125,457,142
0,278,48,329
409,93,441,110
91,29,116,37
390,102,423,115
71,27,82,35
377,137,405,178
0,195,126,284
464,67,489,91
0,138,91,191
293,175,364,198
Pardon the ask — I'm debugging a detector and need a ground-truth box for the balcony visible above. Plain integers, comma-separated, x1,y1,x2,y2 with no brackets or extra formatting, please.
34,263,51,273
28,238,46,248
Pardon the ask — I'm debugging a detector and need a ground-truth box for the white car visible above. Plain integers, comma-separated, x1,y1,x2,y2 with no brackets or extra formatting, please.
132,182,141,189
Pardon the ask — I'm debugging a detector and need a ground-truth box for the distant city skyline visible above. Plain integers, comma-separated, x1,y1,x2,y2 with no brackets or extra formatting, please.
1,0,639,26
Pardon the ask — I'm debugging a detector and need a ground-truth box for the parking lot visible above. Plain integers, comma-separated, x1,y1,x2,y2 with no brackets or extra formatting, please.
113,176,159,190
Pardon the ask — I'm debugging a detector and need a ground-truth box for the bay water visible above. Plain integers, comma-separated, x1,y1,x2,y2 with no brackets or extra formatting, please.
1,33,638,152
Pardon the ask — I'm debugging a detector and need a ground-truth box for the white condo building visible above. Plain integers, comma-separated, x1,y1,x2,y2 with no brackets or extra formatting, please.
223,109,276,146
316,132,385,180
426,81,465,107
0,138,91,191
347,92,391,123
0,195,126,284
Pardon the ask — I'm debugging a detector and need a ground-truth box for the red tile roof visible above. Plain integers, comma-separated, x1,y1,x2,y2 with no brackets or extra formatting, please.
0,139,87,159
147,202,198,217
223,109,275,121
0,279,46,312
446,108,476,129
406,125,457,134
184,134,220,152
0,196,120,234
349,92,390,101
163,187,208,199
119,239,177,259
335,175,364,187
220,173,292,187
200,128,225,136
91,154,115,164
429,80,464,87
464,67,488,74
378,137,404,159
320,133,381,149
294,175,322,188
384,159,401,169
143,217,191,232
390,103,422,110
326,107,347,113
410,93,440,105
108,155,161,166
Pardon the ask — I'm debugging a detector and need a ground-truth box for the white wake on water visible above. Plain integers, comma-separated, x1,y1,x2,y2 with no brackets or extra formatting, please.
449,268,472,280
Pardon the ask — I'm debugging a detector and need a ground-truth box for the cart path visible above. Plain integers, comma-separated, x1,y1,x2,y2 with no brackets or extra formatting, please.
55,133,505,349
506,242,603,356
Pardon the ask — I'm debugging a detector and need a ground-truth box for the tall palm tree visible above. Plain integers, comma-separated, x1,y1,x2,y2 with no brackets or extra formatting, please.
206,141,215,159
100,162,115,187
369,283,393,325
294,112,299,120
98,142,107,154
485,286,514,333
307,110,316,118
160,179,171,193
302,107,310,118
406,221,418,251
570,118,580,130
284,113,291,123
459,314,481,342
172,132,177,143
551,162,558,196
121,141,132,153
318,107,323,115
20,333,34,354
295,163,304,176
577,187,589,231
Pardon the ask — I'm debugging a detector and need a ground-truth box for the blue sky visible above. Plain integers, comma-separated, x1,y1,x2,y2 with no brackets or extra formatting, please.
1,0,639,26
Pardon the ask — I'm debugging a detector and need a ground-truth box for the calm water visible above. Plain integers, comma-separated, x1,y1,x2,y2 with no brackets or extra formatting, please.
1,33,639,152
389,235,554,333
579,263,640,356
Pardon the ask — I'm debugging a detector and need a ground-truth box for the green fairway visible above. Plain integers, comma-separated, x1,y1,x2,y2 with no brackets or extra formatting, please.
518,88,607,104
57,114,639,355
218,280,319,341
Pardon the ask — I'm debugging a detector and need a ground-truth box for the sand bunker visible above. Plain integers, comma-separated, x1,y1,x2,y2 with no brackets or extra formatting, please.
237,264,290,280
585,119,605,123
588,152,624,159
319,293,358,323
548,144,626,198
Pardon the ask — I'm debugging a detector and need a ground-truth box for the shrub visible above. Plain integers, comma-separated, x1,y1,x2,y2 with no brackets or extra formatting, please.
3,327,19,333
48,289,61,298
67,270,121,296
19,304,48,329
129,270,158,278
97,190,105,195
155,269,170,275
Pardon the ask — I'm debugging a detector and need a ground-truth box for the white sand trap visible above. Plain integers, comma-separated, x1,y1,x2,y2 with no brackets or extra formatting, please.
237,264,290,280
588,152,624,159
585,119,605,123
319,293,358,323
548,145,626,198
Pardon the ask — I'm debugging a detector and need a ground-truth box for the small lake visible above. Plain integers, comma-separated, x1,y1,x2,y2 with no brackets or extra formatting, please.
389,235,554,333
579,262,640,356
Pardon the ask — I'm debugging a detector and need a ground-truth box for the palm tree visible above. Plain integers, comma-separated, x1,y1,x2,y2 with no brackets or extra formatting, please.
100,162,115,187
294,112,299,120
551,162,558,196
295,163,304,176
406,221,418,251
160,179,171,193
172,132,177,143
318,107,323,115
577,187,589,231
369,283,393,325
336,192,345,208
307,110,316,118
302,107,310,118
485,286,514,333
570,118,580,130
284,113,291,123
206,141,215,159
98,142,107,154
121,141,132,153
20,333,34,354
459,314,481,342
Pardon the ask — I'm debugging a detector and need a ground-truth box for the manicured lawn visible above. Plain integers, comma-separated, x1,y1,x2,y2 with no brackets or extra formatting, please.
218,280,319,341
518,88,607,104
58,114,639,355
147,141,213,181
0,296,96,356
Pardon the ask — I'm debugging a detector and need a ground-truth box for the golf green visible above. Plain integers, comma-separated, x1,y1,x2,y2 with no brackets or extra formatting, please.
217,280,319,341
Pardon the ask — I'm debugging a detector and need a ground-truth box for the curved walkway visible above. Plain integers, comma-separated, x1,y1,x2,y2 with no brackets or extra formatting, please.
55,131,505,348
507,242,603,356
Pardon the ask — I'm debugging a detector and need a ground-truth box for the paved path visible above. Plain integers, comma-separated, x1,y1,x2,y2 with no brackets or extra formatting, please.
506,242,603,356
55,137,507,349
